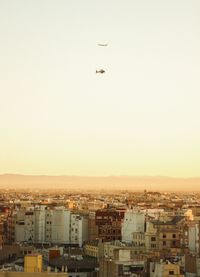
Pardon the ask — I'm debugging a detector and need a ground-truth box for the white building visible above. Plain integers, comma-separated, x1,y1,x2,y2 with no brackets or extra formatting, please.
70,213,88,247
51,207,70,244
14,206,89,246
24,210,35,243
122,209,145,243
34,206,46,243
45,209,52,243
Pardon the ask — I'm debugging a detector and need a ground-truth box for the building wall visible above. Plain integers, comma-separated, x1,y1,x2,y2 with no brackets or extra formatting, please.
34,208,46,243
84,242,99,258
88,212,98,241
95,209,124,241
132,232,145,248
0,245,20,263
45,209,52,243
81,216,88,245
188,222,199,254
51,208,70,244
150,262,182,277
13,207,90,246
24,254,42,273
24,211,35,243
122,210,145,243
15,223,25,243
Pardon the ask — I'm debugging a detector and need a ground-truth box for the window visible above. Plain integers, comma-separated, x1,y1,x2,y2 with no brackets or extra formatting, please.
163,234,166,238
163,241,166,246
172,234,176,238
151,237,156,241
169,271,174,275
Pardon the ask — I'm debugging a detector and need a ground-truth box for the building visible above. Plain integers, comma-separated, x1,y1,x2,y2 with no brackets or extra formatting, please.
51,208,70,244
88,212,98,241
145,216,187,255
150,260,184,277
84,240,99,259
70,213,88,247
24,254,42,273
24,210,35,243
34,206,46,243
188,221,200,255
99,246,146,277
122,209,145,243
49,256,98,277
95,208,125,241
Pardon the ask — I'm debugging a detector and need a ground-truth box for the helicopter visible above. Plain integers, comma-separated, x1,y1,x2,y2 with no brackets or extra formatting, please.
96,69,105,74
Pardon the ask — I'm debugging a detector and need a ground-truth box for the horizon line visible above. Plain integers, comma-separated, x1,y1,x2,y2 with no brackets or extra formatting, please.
1,173,200,179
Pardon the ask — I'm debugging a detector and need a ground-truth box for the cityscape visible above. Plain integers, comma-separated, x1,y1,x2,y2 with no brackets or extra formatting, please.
1,1,200,277
1,187,200,276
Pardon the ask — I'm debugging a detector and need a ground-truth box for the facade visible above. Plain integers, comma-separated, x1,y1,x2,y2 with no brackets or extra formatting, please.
24,254,42,273
14,207,88,246
95,208,125,241
34,207,46,243
145,216,187,254
150,261,184,277
83,240,99,259
122,209,145,243
15,210,26,243
132,232,146,250
24,210,35,243
7,215,15,244
51,208,70,244
70,213,88,247
88,212,98,241
45,209,52,243
99,246,146,277
188,221,200,254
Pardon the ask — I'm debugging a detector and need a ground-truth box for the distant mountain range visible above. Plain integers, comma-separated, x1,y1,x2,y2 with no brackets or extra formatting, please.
0,174,200,191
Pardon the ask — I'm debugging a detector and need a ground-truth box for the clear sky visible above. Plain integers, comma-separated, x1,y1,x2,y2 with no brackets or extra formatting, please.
0,0,200,177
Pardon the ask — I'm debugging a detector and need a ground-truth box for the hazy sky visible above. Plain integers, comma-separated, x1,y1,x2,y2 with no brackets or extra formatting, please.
0,0,200,177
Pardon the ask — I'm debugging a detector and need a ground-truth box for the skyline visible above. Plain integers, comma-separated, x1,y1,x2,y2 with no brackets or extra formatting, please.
1,1,200,178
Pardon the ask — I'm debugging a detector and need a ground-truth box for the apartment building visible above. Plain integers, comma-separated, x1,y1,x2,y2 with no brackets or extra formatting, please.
95,208,125,241
13,207,88,246
121,209,145,243
70,213,88,247
150,260,184,277
145,216,187,255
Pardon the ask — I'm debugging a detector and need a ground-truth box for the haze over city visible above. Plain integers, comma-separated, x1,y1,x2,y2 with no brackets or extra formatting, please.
1,2,200,276
1,1,200,189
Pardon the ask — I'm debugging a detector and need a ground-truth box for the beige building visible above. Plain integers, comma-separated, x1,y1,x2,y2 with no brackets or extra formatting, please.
150,261,184,277
132,232,145,250
84,240,99,259
99,248,146,277
145,216,187,255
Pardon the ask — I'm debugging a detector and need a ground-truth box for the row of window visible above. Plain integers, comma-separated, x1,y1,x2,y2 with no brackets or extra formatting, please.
151,233,177,241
